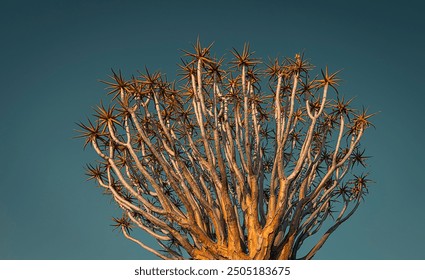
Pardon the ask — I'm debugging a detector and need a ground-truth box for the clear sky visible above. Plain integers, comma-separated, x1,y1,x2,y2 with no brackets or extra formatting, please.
1,0,424,259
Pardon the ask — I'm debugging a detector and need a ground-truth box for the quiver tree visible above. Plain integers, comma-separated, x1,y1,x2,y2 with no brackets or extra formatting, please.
77,40,374,260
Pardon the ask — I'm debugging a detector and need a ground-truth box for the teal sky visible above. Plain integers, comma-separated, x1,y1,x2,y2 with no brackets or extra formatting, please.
1,0,424,259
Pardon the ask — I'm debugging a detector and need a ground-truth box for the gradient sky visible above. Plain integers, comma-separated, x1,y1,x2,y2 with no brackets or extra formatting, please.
1,0,424,260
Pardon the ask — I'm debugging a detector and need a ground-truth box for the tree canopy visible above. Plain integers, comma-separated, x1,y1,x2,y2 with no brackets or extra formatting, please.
77,39,374,259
